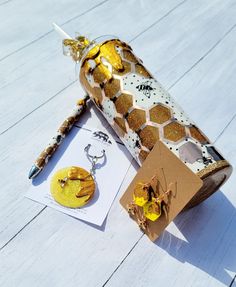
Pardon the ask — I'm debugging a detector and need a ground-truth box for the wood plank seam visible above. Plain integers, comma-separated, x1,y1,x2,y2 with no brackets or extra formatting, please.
0,1,191,252
1,1,234,254
0,80,77,136
0,0,109,63
168,23,236,91
2,7,235,138
214,113,236,144
229,274,236,287
1,3,235,285
93,20,236,287
0,206,47,252
0,0,189,136
0,158,134,251
98,124,236,286
0,2,235,286
192,211,235,286
102,234,144,287
129,0,188,42
0,0,12,6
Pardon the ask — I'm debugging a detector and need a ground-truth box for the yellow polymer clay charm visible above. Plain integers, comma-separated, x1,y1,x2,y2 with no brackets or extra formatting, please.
50,166,95,208
133,182,150,207
143,199,162,221
50,144,105,208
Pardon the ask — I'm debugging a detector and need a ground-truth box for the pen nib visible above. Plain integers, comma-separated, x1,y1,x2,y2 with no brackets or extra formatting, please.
28,165,41,179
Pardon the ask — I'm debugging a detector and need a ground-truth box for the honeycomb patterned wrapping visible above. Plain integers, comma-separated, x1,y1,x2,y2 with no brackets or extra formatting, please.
79,38,231,202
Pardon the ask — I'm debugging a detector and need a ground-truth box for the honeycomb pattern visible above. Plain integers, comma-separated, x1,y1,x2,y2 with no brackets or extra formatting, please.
139,126,159,150
104,78,120,98
123,50,138,63
135,63,151,78
164,122,186,142
149,104,171,124
80,38,219,171
189,126,209,144
139,149,149,163
127,109,146,131
114,117,127,135
92,87,103,107
92,66,107,84
115,93,133,115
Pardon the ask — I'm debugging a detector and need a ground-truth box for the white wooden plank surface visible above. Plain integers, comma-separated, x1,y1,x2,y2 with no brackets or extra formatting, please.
0,0,185,249
0,0,185,134
102,14,236,287
0,0,104,60
0,0,236,286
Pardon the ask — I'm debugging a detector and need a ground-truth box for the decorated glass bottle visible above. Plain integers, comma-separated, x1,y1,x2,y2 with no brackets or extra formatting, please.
62,33,232,209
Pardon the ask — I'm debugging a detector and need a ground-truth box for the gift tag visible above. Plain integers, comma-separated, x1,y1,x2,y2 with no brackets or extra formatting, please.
120,140,203,241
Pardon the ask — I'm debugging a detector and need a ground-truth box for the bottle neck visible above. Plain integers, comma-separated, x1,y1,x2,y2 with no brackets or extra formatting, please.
63,36,90,62
63,35,118,63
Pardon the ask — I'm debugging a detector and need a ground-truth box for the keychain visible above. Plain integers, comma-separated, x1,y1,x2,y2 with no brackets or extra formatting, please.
50,144,105,208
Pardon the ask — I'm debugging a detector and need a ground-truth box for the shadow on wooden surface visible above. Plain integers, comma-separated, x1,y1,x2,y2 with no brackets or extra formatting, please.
154,191,236,286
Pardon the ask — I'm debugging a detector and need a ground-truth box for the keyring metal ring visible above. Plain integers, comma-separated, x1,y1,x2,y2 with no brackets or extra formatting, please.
84,144,105,161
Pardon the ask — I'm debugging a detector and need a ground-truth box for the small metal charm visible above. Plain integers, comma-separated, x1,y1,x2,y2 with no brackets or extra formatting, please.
84,144,105,175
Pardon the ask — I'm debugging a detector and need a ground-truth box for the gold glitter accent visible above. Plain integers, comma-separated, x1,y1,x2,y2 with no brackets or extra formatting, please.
36,144,56,167
135,63,151,78
163,122,186,142
114,117,127,134
149,104,171,124
77,99,85,106
115,93,133,114
83,40,124,81
184,160,232,209
93,65,107,84
127,109,146,131
92,87,103,108
99,41,124,70
196,160,230,178
133,182,149,206
63,36,90,62
139,149,149,163
112,60,131,76
139,125,159,149
67,116,75,125
79,68,94,95
189,126,209,144
59,121,70,134
123,50,138,63
104,78,120,98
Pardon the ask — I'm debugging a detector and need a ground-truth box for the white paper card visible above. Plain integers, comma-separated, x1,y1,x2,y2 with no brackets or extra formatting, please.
25,126,132,226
